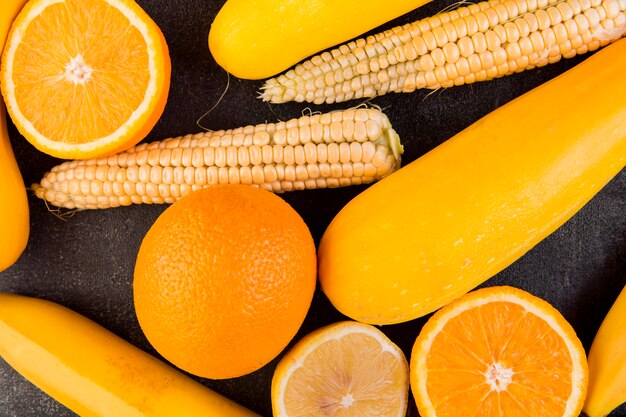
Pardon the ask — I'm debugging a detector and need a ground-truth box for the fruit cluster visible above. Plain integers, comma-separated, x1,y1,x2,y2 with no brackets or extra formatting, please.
0,0,624,416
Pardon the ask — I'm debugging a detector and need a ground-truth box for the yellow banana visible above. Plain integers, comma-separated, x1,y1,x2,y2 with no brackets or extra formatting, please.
584,285,626,417
0,292,260,417
0,0,29,272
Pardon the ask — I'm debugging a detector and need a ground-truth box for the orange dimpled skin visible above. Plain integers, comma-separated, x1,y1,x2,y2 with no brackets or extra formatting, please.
133,185,317,379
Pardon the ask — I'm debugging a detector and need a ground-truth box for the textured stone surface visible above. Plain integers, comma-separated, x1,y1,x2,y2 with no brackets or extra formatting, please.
0,0,625,416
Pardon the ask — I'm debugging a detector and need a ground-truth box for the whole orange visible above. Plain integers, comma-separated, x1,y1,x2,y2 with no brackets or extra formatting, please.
133,185,317,379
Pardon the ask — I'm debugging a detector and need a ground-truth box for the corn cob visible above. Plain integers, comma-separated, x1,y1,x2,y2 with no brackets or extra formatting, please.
33,109,403,210
261,0,626,104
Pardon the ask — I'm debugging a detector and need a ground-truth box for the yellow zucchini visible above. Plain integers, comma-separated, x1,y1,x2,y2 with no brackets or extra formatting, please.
208,0,431,80
0,293,260,416
0,106,28,272
0,0,29,272
584,284,626,417
318,38,626,325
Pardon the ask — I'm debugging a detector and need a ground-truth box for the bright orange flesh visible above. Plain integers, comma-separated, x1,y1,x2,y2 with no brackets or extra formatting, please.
13,1,149,143
1,0,170,159
134,185,317,380
411,286,588,417
273,321,409,417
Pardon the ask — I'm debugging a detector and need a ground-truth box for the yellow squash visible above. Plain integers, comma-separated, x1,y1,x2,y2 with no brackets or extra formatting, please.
0,0,29,272
0,293,260,417
208,0,432,80
584,284,626,417
318,38,626,325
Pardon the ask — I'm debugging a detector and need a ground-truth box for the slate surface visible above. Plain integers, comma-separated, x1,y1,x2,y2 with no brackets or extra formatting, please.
0,0,625,416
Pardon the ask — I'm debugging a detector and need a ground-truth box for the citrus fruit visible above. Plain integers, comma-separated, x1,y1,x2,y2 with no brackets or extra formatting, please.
411,286,588,417
133,185,317,380
0,0,170,160
272,321,409,417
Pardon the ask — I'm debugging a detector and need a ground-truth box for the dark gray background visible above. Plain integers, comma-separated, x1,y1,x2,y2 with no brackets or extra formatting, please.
1,0,625,416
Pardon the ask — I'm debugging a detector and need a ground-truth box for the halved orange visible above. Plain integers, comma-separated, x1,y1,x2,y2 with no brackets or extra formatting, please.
1,0,170,160
272,321,409,417
411,286,588,417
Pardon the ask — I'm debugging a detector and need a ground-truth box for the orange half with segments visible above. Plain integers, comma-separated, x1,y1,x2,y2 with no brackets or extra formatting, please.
1,0,170,159
411,286,588,417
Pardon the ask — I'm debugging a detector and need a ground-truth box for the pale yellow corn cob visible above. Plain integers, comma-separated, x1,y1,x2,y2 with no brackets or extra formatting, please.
32,109,403,210
262,0,626,104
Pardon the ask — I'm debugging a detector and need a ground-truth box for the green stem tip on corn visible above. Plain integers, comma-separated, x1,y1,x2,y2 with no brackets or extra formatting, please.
261,0,626,104
33,109,403,210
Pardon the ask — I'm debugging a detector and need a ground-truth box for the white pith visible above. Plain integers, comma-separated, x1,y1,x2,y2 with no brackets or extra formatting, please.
341,393,355,408
64,54,93,84
484,362,514,392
